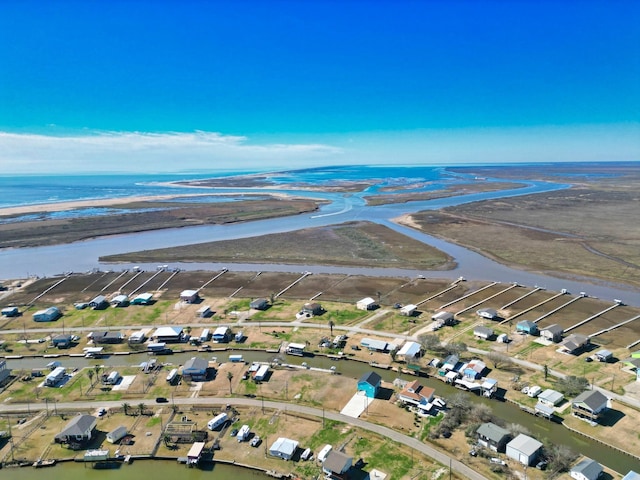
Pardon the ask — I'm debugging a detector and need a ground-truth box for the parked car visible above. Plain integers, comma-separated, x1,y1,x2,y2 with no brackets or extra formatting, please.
155,397,168,403
536,460,548,470
230,428,239,437
490,458,506,465
250,436,261,447
98,408,107,417
350,345,361,351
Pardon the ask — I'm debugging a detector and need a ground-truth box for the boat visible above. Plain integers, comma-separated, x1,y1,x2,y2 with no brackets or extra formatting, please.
33,459,56,468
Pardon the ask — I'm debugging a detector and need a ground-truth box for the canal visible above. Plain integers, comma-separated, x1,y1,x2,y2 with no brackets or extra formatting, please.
6,349,640,473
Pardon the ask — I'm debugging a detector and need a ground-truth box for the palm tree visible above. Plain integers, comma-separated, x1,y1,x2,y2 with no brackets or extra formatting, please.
122,403,130,416
227,371,234,394
94,365,102,381
328,320,335,336
137,403,145,416
87,370,94,386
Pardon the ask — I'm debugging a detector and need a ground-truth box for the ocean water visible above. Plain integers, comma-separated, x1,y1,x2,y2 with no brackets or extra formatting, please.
0,165,459,210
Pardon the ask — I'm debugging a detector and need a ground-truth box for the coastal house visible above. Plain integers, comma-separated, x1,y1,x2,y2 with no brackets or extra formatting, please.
594,350,613,362
212,326,232,343
481,378,498,398
398,380,435,412
110,294,129,307
131,292,153,305
268,437,299,460
285,342,306,356
358,371,381,398
516,320,538,336
250,298,269,310
322,450,353,480
397,341,421,361
463,359,486,379
0,360,11,385
432,311,455,326
33,306,61,322
476,422,511,452
506,434,543,466
560,334,590,354
570,458,603,480
400,304,418,317
54,414,97,445
360,338,389,352
302,302,323,316
89,295,108,310
622,472,640,480
473,326,494,340
52,334,73,349
128,329,149,344
540,324,564,343
440,354,459,373
152,326,184,343
180,290,200,304
182,357,209,381
2,306,19,317
91,330,124,344
537,389,564,407
356,297,378,311
477,308,499,320
571,390,609,423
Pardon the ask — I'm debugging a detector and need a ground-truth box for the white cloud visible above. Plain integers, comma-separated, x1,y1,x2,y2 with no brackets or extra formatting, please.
0,130,344,174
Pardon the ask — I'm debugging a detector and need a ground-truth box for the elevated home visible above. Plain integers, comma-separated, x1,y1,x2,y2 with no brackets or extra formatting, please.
506,434,543,466
250,298,269,310
570,458,603,480
33,307,61,322
477,308,499,320
516,320,538,336
302,302,323,316
131,292,153,305
358,371,381,398
128,329,148,344
91,331,123,344
55,414,97,445
182,357,209,381
560,334,590,354
537,389,564,407
323,450,353,480
463,359,486,379
153,326,183,343
52,334,73,349
572,390,609,423
180,290,200,303
360,338,389,353
110,294,129,307
212,326,232,343
400,304,418,316
398,380,435,412
397,341,421,361
477,422,511,452
432,311,455,326
269,437,299,460
2,306,19,317
89,295,108,310
473,326,494,340
286,342,306,356
356,297,378,311
481,378,498,398
540,324,564,343
440,354,459,373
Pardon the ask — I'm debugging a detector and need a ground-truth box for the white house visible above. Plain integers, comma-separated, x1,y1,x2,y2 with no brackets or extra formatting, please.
400,304,417,316
477,308,499,320
180,290,200,303
473,326,494,340
537,389,564,407
570,458,603,480
269,437,299,460
106,425,128,443
506,434,543,466
356,297,378,311
397,341,421,361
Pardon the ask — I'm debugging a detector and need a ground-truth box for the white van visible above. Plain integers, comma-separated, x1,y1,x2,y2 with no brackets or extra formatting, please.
207,412,228,431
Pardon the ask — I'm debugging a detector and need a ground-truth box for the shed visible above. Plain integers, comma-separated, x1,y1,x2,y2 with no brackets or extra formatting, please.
1,307,19,317
358,371,381,398
253,364,270,382
33,307,61,322
400,304,417,316
477,308,498,320
432,311,454,325
594,350,613,362
106,426,128,443
477,422,511,452
506,434,543,466
180,290,200,303
356,297,378,311
537,389,564,407
269,437,299,460
540,324,564,343
250,298,269,310
187,441,206,465
516,320,538,335
473,326,494,340
570,458,603,480
534,402,555,419
360,338,388,352
397,341,421,360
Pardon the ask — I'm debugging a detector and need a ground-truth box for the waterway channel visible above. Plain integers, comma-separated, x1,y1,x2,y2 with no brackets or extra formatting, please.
6,349,640,473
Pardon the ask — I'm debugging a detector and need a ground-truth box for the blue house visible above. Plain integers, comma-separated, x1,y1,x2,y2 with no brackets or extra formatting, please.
33,307,61,322
358,371,381,398
516,320,538,335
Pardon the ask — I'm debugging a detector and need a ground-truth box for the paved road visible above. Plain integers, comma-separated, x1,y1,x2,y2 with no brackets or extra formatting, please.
0,396,487,480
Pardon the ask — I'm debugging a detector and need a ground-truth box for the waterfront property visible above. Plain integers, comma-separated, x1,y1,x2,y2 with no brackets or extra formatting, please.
476,422,511,452
432,311,454,326
540,324,564,343
473,326,494,340
268,437,299,460
322,450,353,479
110,294,129,307
400,304,418,316
397,380,435,413
285,342,306,356
180,290,200,303
45,366,66,386
516,320,538,336
250,298,269,310
360,337,388,352
560,334,590,354
52,334,73,349
131,292,154,305
33,306,61,322
182,357,209,381
54,414,97,446
356,297,378,311
153,326,184,343
128,329,149,344
477,308,498,320
302,302,323,316
212,326,232,343
90,330,124,344
358,371,381,398
570,457,604,480
537,389,564,407
187,441,206,466
571,390,609,423
106,425,128,443
462,359,486,380
89,295,108,310
505,434,543,466
396,341,421,361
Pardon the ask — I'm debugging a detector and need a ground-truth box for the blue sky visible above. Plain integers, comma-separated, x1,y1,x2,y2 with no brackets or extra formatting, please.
0,0,638,173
